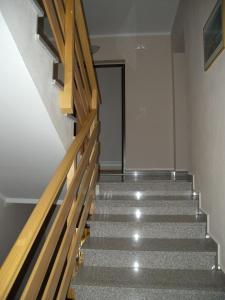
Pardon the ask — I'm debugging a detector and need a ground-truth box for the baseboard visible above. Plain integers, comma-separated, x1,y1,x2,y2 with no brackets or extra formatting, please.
100,161,122,170
199,206,225,273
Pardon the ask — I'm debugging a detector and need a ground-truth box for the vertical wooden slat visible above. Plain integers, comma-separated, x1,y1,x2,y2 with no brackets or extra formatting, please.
67,160,76,189
43,0,65,62
74,24,92,107
75,0,100,102
73,81,86,125
74,58,89,116
67,288,76,299
60,0,74,113
54,0,65,36
91,88,98,110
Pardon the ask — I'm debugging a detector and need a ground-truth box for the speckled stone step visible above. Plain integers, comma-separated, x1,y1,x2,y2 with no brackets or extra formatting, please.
98,181,192,196
82,237,217,270
96,194,198,215
88,214,207,239
98,171,192,183
73,266,225,300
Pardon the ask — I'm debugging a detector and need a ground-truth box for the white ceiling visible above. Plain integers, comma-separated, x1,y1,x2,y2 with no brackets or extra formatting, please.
83,0,180,37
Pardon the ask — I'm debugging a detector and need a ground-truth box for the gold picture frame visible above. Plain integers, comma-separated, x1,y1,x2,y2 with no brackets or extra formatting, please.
203,0,225,71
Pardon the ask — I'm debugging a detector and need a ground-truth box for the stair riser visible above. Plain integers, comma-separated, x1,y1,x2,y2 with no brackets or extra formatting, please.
89,223,206,239
96,206,198,215
96,200,198,207
98,182,192,195
83,250,216,270
75,286,224,300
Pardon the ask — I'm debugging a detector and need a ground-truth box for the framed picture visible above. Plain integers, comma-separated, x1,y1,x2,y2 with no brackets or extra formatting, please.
203,0,225,70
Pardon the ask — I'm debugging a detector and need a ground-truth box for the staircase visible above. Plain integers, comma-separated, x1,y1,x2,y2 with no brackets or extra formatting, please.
73,173,225,299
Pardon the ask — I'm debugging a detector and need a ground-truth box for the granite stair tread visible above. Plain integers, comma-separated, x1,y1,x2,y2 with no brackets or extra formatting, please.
73,266,225,292
95,195,199,215
82,237,217,253
88,213,206,224
82,237,216,270
96,194,198,202
98,181,192,196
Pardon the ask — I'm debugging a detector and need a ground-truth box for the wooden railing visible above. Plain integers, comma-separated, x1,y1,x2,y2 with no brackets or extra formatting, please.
44,0,99,115
0,0,99,299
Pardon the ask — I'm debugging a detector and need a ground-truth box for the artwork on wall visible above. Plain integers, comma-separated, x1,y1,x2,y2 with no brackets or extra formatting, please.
203,0,225,70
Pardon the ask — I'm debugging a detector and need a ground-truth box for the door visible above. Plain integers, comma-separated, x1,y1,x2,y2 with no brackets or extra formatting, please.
95,64,125,172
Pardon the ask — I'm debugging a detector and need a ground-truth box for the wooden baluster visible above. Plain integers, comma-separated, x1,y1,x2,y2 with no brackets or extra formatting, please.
54,0,65,36
60,0,75,113
67,288,76,299
43,0,65,62
75,0,100,102
74,23,92,109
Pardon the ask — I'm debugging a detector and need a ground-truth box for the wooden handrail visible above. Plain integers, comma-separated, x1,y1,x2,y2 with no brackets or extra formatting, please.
0,0,100,298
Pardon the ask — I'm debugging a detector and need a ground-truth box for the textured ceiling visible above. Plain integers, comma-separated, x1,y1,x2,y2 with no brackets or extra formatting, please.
83,0,180,37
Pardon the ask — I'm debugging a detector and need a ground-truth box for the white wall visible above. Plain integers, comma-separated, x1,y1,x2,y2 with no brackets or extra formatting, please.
92,34,174,170
172,0,225,271
173,53,190,170
0,11,65,199
96,67,122,170
0,0,73,149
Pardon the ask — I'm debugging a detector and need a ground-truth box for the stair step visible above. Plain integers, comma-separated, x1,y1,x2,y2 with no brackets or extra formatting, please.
98,181,192,196
99,171,192,183
82,237,217,270
96,194,198,202
73,266,225,300
88,214,207,239
96,205,198,215
96,195,198,215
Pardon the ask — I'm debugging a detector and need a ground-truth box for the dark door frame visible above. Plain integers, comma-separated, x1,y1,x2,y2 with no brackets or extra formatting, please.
95,63,126,173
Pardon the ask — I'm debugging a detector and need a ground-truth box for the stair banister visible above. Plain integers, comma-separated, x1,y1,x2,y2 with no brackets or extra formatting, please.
0,0,99,299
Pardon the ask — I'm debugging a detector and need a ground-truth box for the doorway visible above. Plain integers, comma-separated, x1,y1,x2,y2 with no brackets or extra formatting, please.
95,63,125,173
